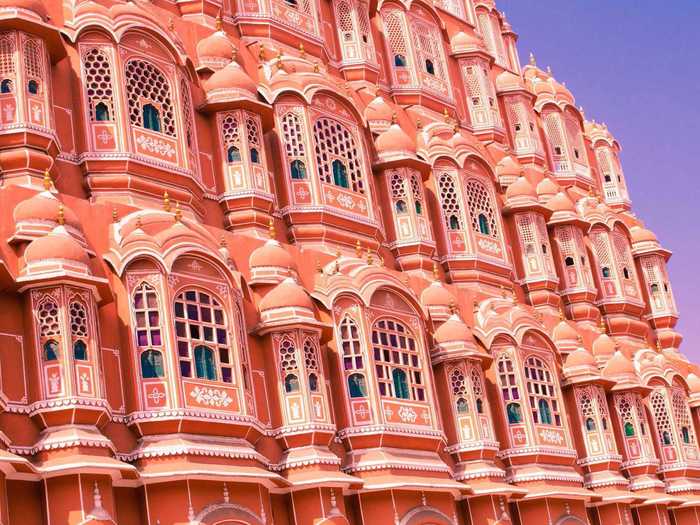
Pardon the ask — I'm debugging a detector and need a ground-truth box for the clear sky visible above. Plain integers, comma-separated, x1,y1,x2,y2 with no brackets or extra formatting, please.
496,0,700,361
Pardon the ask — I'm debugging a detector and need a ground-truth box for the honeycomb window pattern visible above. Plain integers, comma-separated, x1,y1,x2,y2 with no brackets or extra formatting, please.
83,48,115,122
313,116,365,194
465,179,498,238
125,59,176,137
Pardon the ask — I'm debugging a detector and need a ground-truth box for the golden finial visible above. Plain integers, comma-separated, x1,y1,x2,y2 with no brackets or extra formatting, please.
215,11,223,31
174,202,182,222
163,191,171,213
258,45,265,61
57,203,65,226
220,236,227,248
448,299,456,315
276,52,284,70
577,334,584,344
268,218,275,239
43,169,52,191
599,317,607,334
299,42,305,59
231,47,237,62
500,285,507,299
335,249,342,259
453,121,459,134
391,112,398,125
432,261,439,281
443,107,450,122
355,240,362,258
558,306,565,321
472,300,479,312
135,216,143,230
546,65,552,75
112,208,118,223
316,259,322,273
168,17,174,32
656,338,663,352
366,247,373,265
334,258,340,274
528,52,536,66
416,117,423,130
313,62,320,73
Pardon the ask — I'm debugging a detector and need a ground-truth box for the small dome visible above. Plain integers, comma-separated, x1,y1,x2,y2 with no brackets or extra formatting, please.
259,277,313,312
375,123,416,155
547,191,576,213
495,70,526,93
603,351,635,377
197,30,235,67
434,315,473,345
205,59,257,95
687,373,700,394
532,78,556,96
630,225,658,244
564,346,596,369
505,176,536,201
24,226,89,266
249,239,295,270
14,192,81,230
592,332,616,358
536,177,559,198
365,96,393,123
450,31,485,53
450,130,472,150
553,319,578,342
420,281,455,309
553,80,574,102
496,155,521,180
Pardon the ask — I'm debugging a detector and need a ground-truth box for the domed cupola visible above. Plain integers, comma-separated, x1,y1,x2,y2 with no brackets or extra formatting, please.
536,177,559,204
495,70,527,95
431,314,486,365
249,222,297,286
602,351,641,391
374,116,425,170
546,190,584,227
364,95,394,133
687,372,700,408
495,155,521,187
0,0,47,19
196,15,236,72
562,345,604,385
450,31,488,58
552,311,580,356
503,175,544,214
257,277,318,329
11,172,86,248
21,205,91,279
203,51,266,112
420,265,457,322
592,325,616,366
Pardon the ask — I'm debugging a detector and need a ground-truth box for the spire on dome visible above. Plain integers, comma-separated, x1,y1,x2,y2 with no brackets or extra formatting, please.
174,202,182,222
355,240,362,258
112,208,118,223
432,261,439,281
57,203,65,226
299,42,305,59
43,169,52,192
529,52,536,66
215,10,223,31
163,191,171,213
268,218,276,239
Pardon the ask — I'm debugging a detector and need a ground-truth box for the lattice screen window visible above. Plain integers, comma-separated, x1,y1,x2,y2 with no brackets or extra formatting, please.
221,112,242,162
516,214,536,256
303,338,320,391
433,0,463,19
339,316,368,398
450,366,470,413
437,171,463,231
650,390,675,446
246,115,262,162
564,113,587,165
132,283,164,378
279,338,301,393
382,9,411,69
477,12,506,66
469,363,487,414
23,37,43,95
280,110,308,180
409,172,425,214
38,299,61,338
124,59,176,137
69,300,89,361
611,230,636,283
591,229,615,282
596,148,614,182
389,170,407,212
371,318,424,401
335,0,375,63
412,19,447,81
0,32,15,93
83,48,115,122
671,388,696,445
497,355,522,424
465,179,499,238
180,77,196,149
312,116,365,193
543,111,568,169
525,356,561,426
577,387,595,431
356,3,373,51
174,289,232,383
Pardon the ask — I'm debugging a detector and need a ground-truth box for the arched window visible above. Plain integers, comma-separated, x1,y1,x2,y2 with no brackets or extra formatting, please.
279,338,300,393
194,345,217,381
650,390,674,447
476,398,484,413
425,59,435,75
73,340,88,361
180,77,196,150
23,38,43,96
125,59,175,136
585,417,596,431
395,200,407,213
564,256,575,266
27,79,39,94
313,117,365,193
44,340,59,361
290,159,306,179
250,148,260,163
332,159,349,188
245,116,262,165
682,426,691,444
82,47,115,123
142,103,161,132
671,387,696,447
601,267,611,278
394,54,407,67
624,421,635,437
507,402,522,423
372,318,424,401
456,398,469,413
477,11,507,66
227,145,241,163
132,283,163,348
141,349,165,378
174,289,232,383
0,34,16,95
469,364,487,416
0,79,12,93
335,0,375,63
348,373,367,397
623,267,630,279
450,367,470,414
382,8,412,80
466,179,498,238
525,356,561,426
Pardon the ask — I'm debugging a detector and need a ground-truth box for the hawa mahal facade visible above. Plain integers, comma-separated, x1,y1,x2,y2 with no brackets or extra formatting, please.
0,0,697,524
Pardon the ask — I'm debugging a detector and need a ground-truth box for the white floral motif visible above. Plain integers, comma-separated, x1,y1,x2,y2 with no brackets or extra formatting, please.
190,386,233,408
336,193,355,210
538,428,564,444
135,134,176,158
477,237,501,254
398,405,417,423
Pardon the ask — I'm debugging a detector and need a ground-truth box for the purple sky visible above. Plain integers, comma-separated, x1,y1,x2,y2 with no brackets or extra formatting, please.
497,0,700,361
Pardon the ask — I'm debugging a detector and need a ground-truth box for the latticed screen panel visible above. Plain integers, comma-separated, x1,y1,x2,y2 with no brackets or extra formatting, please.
69,301,89,338
671,388,697,444
180,77,196,150
23,38,43,80
450,366,468,398
382,9,410,72
412,19,448,81
390,170,406,199
124,59,176,137
611,230,636,281
0,33,15,78
312,116,365,194
650,390,675,446
433,0,463,19
281,110,306,158
525,356,562,426
83,48,115,122
564,113,587,165
371,318,424,401
591,229,615,283
497,355,520,402
465,179,498,238
516,214,535,245
437,171,463,230
37,300,61,338
543,111,568,168
339,316,363,371
132,283,162,348
279,338,299,377
246,116,261,148
303,338,319,373
221,113,241,147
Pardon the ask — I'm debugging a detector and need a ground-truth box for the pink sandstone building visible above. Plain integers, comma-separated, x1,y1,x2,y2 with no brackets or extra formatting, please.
0,0,696,524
